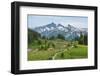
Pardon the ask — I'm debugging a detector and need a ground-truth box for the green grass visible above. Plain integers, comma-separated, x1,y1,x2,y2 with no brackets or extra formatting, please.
28,39,88,61
55,45,88,59
28,49,58,60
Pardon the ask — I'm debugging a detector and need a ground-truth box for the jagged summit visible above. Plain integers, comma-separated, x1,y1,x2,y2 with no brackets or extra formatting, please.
32,22,87,40
46,22,56,28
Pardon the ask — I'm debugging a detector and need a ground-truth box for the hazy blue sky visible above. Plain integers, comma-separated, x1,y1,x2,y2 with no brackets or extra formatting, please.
28,15,88,29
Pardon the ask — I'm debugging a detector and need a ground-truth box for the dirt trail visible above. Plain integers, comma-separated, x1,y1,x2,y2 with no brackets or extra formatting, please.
52,50,67,60
52,46,73,60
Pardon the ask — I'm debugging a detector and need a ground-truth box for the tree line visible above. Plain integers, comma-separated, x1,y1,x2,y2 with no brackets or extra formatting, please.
28,28,88,45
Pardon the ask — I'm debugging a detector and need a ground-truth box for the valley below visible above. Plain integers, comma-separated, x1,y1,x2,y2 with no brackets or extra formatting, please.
28,39,88,61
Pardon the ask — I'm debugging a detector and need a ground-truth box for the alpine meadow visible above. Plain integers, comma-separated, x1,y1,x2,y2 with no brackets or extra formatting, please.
28,15,88,61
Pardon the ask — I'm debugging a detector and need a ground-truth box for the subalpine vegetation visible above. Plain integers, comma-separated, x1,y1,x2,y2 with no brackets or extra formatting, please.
28,28,88,61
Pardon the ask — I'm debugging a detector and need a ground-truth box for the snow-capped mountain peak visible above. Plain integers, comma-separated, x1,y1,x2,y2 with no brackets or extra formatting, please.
32,22,87,40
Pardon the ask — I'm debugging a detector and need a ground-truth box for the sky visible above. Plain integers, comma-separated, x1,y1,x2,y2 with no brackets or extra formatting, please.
27,15,88,29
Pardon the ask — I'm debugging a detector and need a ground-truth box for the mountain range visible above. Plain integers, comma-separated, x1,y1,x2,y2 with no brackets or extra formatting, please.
30,22,88,40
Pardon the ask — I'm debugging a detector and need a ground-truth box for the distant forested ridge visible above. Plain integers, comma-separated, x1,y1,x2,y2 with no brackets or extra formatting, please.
28,28,41,44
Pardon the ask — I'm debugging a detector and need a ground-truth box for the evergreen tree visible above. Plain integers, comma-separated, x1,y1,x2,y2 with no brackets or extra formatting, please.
28,28,41,44
49,36,55,40
78,32,84,44
78,32,88,45
84,34,88,45
57,34,65,40
42,36,46,39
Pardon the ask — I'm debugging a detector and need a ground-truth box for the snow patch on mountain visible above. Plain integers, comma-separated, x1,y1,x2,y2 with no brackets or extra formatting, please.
32,22,87,40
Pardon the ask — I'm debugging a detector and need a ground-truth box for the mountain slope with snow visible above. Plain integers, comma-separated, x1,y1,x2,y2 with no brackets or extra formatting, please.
32,22,87,40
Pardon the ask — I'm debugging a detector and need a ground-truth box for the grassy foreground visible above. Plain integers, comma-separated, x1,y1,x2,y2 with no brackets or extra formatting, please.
28,39,88,61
